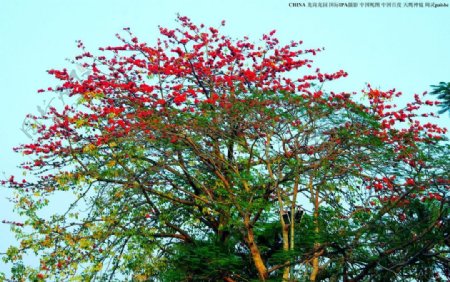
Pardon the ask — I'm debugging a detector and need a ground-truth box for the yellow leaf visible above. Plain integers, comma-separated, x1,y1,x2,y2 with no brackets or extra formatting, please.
41,237,52,247
79,238,92,249
75,119,85,128
82,144,96,153
94,262,103,271
134,274,148,282
92,231,103,240
65,234,75,246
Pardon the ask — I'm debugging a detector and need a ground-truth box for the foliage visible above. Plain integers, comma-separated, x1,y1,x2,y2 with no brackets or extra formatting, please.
1,16,449,281
430,82,450,115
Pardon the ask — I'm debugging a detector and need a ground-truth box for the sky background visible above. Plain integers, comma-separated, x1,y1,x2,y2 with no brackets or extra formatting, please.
0,0,449,274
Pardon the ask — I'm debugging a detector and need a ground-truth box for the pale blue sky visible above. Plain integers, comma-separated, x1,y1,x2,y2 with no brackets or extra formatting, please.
1,0,449,274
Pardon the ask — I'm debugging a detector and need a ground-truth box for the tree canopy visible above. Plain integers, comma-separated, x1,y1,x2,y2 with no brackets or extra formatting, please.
2,16,449,281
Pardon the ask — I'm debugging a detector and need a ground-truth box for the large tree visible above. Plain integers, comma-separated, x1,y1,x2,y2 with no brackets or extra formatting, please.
2,16,449,281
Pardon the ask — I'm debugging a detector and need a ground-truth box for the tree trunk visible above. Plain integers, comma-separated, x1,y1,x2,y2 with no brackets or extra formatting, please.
310,177,320,281
282,222,290,281
289,174,300,281
245,215,268,281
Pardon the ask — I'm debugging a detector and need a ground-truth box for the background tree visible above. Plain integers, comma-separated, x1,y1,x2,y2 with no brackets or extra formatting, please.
2,16,449,281
430,82,450,115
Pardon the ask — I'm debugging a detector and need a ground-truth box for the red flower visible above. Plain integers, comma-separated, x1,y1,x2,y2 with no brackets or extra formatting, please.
117,120,126,128
170,136,178,143
313,91,323,99
368,89,380,99
174,94,187,105
243,69,256,81
139,84,154,93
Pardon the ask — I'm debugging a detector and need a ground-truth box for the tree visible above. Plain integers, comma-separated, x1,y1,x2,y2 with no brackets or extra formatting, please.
2,16,449,281
430,82,450,115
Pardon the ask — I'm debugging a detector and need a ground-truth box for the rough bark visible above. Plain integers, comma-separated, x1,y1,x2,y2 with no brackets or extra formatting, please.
245,215,268,281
